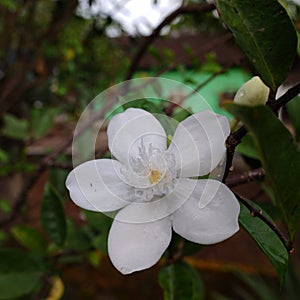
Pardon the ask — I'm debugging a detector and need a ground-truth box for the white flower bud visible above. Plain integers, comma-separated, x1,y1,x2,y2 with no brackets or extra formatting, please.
233,76,270,106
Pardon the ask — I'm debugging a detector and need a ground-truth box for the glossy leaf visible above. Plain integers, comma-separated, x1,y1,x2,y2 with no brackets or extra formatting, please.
11,225,46,253
158,261,204,300
215,0,297,91
0,249,43,299
226,104,300,240
236,133,260,160
239,201,288,284
41,183,67,246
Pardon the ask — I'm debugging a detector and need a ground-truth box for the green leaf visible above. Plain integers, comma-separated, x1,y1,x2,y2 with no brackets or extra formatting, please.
0,199,11,213
31,107,60,138
215,0,297,91
286,96,300,140
2,113,29,140
236,133,260,159
0,249,43,299
64,218,91,252
11,225,46,253
0,0,17,10
225,104,300,240
49,163,69,195
158,261,204,300
239,201,288,284
84,210,112,253
41,183,67,246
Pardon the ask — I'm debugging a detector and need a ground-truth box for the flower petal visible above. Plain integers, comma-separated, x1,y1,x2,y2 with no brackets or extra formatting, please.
107,108,167,166
172,179,240,244
168,110,230,177
112,178,197,224
108,217,172,274
66,159,133,212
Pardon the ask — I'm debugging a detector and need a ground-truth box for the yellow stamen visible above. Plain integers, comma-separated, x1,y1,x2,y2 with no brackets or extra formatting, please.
149,169,161,184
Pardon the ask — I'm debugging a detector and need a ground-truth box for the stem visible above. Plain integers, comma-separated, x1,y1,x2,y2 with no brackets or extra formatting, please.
234,193,294,253
271,82,300,111
226,167,265,187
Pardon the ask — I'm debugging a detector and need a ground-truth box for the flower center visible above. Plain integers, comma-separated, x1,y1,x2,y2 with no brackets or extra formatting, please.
121,139,177,202
149,169,161,184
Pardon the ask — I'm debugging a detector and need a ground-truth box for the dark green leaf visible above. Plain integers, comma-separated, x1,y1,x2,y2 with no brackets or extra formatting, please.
122,98,163,113
286,96,300,140
158,261,204,300
215,0,297,91
226,104,300,240
84,210,112,253
236,133,260,159
11,225,46,253
49,163,69,195
239,201,288,284
0,249,43,299
64,218,91,252
41,183,67,246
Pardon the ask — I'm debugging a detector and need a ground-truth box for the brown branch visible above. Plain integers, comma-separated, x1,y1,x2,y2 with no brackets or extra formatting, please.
226,167,265,187
235,193,293,252
222,125,248,183
223,81,300,183
270,82,300,111
125,2,216,80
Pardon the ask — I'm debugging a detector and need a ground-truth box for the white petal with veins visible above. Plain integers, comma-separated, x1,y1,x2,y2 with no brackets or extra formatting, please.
172,179,240,244
107,108,167,167
66,159,132,212
168,110,230,177
108,216,172,274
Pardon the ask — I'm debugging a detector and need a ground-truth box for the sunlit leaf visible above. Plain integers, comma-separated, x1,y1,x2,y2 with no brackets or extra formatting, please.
158,261,204,300
2,113,29,140
225,104,300,240
31,107,60,139
11,225,46,253
239,201,288,284
215,0,297,91
41,183,67,246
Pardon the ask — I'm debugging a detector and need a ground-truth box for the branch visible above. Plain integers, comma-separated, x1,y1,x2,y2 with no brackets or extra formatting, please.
125,2,216,80
270,82,300,111
226,167,265,187
234,193,294,252
222,125,247,183
223,81,300,183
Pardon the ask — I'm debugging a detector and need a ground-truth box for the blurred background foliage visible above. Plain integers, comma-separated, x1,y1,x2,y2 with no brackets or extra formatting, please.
0,0,300,299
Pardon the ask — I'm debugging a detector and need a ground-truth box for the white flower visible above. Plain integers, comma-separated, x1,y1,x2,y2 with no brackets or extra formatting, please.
234,76,270,106
66,108,240,274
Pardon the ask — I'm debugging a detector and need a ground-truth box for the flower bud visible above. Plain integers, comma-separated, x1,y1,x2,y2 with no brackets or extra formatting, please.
233,76,270,106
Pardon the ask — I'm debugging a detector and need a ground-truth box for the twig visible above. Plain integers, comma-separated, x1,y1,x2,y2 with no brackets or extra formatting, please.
270,82,300,111
222,125,247,183
226,167,265,187
125,2,216,80
234,193,293,252
222,82,300,183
